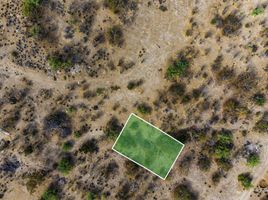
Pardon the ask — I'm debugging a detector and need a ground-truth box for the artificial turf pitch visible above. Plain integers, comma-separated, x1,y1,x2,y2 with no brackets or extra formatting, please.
112,113,184,179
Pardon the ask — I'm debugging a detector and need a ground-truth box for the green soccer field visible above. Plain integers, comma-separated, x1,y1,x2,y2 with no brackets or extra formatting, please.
112,113,184,179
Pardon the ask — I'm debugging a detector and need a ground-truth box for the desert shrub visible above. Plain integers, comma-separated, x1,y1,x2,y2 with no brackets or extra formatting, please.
24,145,34,155
215,158,232,171
252,93,266,106
93,33,105,47
223,98,248,119
1,110,21,132
28,24,42,38
233,72,257,92
211,14,242,36
116,182,135,200
210,15,222,26
22,0,42,17
174,184,197,200
211,130,234,171
79,139,99,153
192,88,202,100
104,0,128,13
252,7,264,16
26,171,46,193
181,94,192,104
254,112,268,132
104,160,119,178
216,67,235,82
83,90,97,99
65,106,77,114
105,117,122,139
247,152,260,167
222,14,242,36
124,160,140,177
170,128,191,144
159,5,167,12
107,25,124,46
73,131,82,138
41,187,58,200
137,103,152,115
213,131,233,160
87,192,97,200
166,58,189,79
127,79,144,90
238,173,253,189
62,141,73,152
212,170,223,184
57,155,74,174
43,110,72,138
197,154,211,171
169,83,186,96
48,56,72,71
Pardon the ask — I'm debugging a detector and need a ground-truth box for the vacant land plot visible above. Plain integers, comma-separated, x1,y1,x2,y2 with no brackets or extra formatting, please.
113,113,184,179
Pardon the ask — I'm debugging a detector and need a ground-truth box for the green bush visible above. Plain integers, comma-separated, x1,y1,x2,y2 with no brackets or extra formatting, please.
48,56,72,71
41,187,58,200
252,93,266,106
57,156,74,174
166,58,189,79
251,7,264,16
137,103,152,115
107,25,124,46
22,0,42,17
62,141,73,152
238,173,253,189
247,153,260,167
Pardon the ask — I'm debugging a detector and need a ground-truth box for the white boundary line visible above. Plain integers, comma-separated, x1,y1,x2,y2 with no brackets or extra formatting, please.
112,113,185,180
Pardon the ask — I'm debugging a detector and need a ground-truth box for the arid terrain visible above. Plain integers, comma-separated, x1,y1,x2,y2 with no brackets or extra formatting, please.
0,0,268,199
